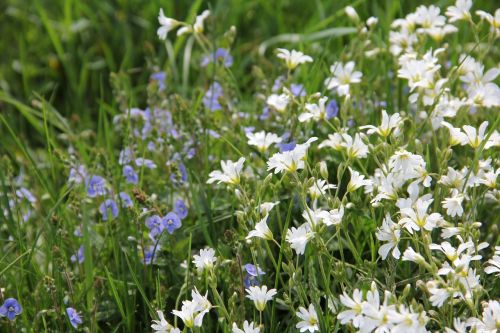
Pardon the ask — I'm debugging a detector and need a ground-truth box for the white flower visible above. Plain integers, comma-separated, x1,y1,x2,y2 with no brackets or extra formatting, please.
462,121,497,149
267,138,317,174
342,133,369,159
376,214,401,260
152,310,179,333
286,223,314,255
429,240,475,264
259,201,280,215
246,131,282,152
193,10,210,33
192,248,217,271
478,169,499,188
318,206,344,227
296,304,319,332
207,157,245,185
276,48,313,70
319,132,345,151
441,190,465,217
402,247,425,264
399,197,443,233
360,110,402,137
157,9,181,40
299,96,329,122
172,300,205,328
266,93,290,112
446,0,472,22
245,285,277,311
232,321,261,333
246,215,273,240
347,168,372,193
177,10,210,36
308,179,336,200
337,289,364,327
470,300,500,332
485,246,500,276
325,61,363,97
442,122,468,146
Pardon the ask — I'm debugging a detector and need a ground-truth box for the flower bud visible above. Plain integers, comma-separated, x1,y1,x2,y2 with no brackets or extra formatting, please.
319,161,329,179
345,6,360,22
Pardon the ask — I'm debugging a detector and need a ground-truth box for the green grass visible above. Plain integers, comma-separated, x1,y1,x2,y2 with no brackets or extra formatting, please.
0,0,499,332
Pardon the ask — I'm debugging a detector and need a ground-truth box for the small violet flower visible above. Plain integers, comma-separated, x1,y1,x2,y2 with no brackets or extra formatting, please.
70,245,84,264
119,192,134,208
123,165,138,184
86,175,107,198
163,212,182,234
244,264,266,288
201,48,233,68
174,199,189,219
99,199,119,221
150,71,167,91
66,307,83,328
203,82,223,111
0,298,22,321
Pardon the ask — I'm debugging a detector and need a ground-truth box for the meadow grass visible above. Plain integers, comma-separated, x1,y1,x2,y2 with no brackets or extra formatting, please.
0,0,499,332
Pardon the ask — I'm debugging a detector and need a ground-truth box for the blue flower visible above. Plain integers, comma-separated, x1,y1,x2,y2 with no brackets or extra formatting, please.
145,215,164,239
99,199,119,221
135,158,157,169
118,148,133,165
16,188,37,204
70,245,84,264
326,99,339,119
119,192,134,208
143,245,160,265
66,307,83,328
162,212,181,234
259,106,270,120
169,161,188,186
201,48,233,68
150,71,167,91
123,165,138,184
0,298,22,321
277,132,296,152
174,199,189,219
203,82,223,111
243,264,265,288
85,175,107,198
290,83,306,97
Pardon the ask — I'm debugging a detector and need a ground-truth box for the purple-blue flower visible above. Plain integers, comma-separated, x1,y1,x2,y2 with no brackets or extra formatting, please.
71,245,85,264
119,192,134,208
66,307,83,328
201,48,233,68
16,188,37,204
145,215,164,239
203,82,223,111
143,245,160,265
290,83,306,97
99,199,119,221
326,99,339,119
135,158,157,169
150,71,167,90
259,106,270,120
163,212,181,234
123,165,138,184
85,175,107,198
243,264,265,287
169,161,188,186
119,148,133,165
0,298,22,321
174,199,188,219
